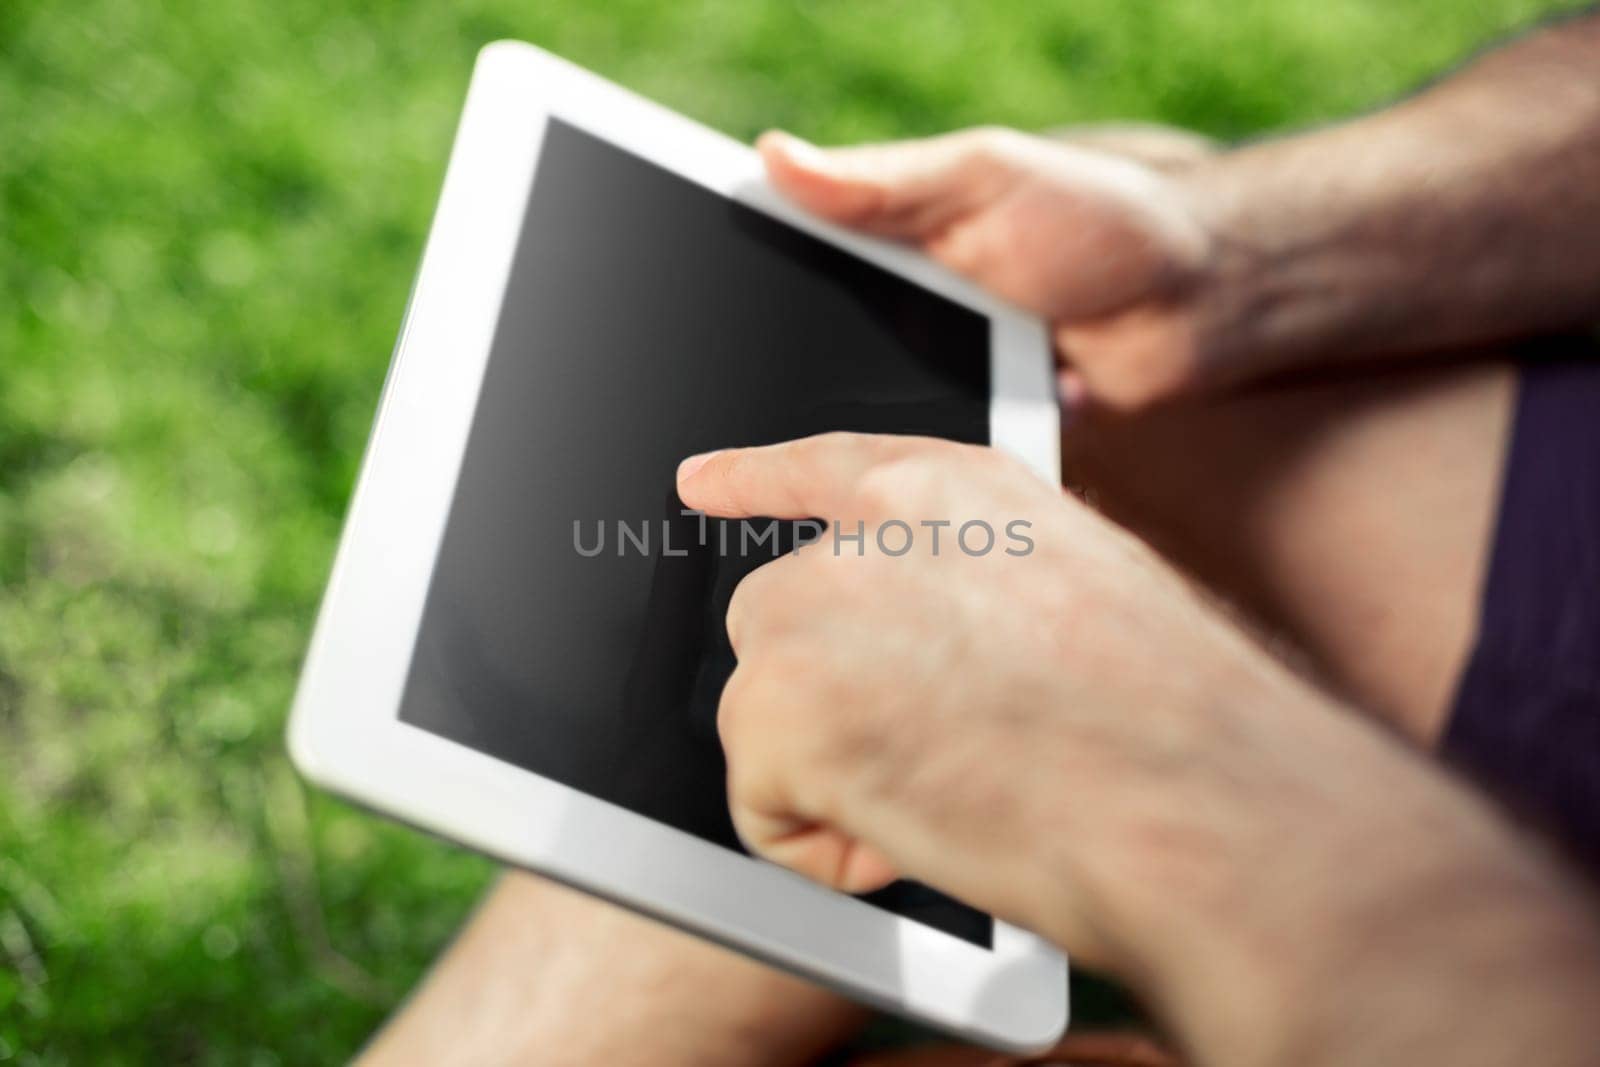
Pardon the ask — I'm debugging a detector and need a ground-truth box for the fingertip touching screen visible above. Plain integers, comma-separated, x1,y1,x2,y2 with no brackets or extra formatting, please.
399,118,994,948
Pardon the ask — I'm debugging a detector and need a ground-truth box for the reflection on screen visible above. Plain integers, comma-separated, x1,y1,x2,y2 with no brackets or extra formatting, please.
399,118,994,948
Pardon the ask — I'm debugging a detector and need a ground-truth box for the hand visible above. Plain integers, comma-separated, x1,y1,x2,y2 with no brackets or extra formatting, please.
679,433,1600,1067
759,128,1217,408
675,432,1311,968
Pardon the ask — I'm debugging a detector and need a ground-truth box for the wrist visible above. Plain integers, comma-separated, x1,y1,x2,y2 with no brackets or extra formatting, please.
1171,123,1416,391
1059,649,1600,1067
1021,625,1339,969
1171,151,1315,391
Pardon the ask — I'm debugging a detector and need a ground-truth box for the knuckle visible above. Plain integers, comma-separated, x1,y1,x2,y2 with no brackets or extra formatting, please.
813,429,867,449
715,665,767,750
985,443,1045,489
758,645,814,697
784,432,859,513
723,756,766,808
855,452,946,514
803,430,875,470
718,654,826,785
724,567,768,650
958,124,1028,166
959,124,1008,155
728,556,810,645
927,222,982,274
724,797,768,850
720,648,806,724
853,464,903,515
801,430,860,457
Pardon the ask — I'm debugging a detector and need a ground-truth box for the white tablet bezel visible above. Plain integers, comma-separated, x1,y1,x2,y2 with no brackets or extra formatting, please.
288,40,1066,1051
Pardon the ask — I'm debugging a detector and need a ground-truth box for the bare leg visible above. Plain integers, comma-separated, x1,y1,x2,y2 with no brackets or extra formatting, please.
1062,359,1515,744
359,871,866,1066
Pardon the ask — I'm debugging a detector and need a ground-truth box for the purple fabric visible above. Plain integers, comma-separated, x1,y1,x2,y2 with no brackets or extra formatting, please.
1443,346,1600,875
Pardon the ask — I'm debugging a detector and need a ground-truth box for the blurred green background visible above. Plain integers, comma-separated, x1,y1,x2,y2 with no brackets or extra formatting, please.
0,0,1588,1061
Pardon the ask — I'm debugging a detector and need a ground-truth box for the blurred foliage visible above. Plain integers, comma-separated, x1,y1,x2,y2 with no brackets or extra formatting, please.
0,0,1589,1061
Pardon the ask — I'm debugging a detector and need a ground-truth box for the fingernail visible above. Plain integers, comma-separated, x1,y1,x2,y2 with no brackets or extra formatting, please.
677,451,719,482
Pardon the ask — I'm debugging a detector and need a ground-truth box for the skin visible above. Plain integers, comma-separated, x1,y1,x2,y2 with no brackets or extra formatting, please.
364,361,1513,1067
1060,361,1512,742
756,14,1600,409
679,431,1600,1067
364,13,1600,1066
359,872,866,1067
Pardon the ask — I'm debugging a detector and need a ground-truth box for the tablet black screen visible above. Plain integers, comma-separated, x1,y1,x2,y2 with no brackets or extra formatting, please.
399,118,994,948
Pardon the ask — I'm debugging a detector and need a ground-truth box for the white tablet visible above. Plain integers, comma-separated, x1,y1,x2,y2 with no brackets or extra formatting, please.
288,40,1066,1051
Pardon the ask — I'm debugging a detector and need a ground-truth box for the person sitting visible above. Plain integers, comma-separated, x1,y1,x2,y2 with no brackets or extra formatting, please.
362,13,1600,1066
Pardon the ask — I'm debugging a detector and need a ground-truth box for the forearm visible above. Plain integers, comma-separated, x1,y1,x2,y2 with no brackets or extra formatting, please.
1183,12,1600,380
1026,662,1600,1067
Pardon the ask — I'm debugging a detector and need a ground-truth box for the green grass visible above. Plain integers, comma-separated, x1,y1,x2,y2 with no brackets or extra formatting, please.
0,0,1588,1061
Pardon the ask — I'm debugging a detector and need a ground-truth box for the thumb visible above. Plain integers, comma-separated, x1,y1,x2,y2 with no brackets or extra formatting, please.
757,128,1014,239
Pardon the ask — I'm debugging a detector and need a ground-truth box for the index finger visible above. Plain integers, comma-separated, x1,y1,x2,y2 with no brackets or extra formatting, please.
676,432,937,519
